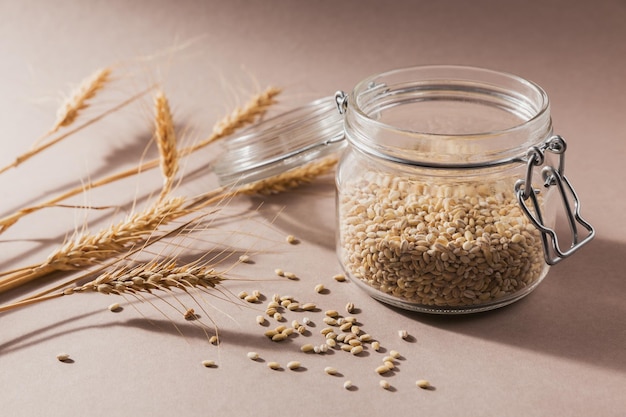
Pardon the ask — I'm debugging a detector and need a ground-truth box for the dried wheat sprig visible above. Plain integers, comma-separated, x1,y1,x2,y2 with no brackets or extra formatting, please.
188,156,338,210
0,197,189,294
0,86,281,235
0,260,226,313
153,91,179,200
192,86,282,150
52,68,113,132
238,155,338,195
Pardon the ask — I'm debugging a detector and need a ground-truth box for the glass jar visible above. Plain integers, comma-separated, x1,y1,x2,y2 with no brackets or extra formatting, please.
335,65,593,313
213,65,594,314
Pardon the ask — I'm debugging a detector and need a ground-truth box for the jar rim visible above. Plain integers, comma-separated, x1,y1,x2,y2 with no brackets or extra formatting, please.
349,64,550,139
345,65,553,167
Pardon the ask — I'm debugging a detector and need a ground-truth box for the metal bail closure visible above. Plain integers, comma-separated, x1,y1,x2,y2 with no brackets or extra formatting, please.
514,135,595,265
213,96,346,187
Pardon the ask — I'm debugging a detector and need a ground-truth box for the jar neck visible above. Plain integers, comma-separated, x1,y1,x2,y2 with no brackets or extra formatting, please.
344,65,552,168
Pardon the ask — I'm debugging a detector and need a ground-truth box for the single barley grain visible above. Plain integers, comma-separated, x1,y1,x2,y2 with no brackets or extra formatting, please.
247,352,259,360
325,310,339,318
56,353,70,362
345,302,355,313
324,366,338,375
350,345,363,355
340,322,352,332
108,302,121,312
371,341,381,351
284,272,298,280
202,360,216,368
238,254,251,263
287,361,301,370
389,350,401,359
384,360,395,369
238,291,248,299
323,317,337,326
256,315,266,325
399,330,408,339
343,380,352,389
314,284,325,293
209,336,219,345
379,380,391,390
301,344,315,353
287,302,300,311
302,317,312,325
326,338,337,348
184,308,196,320
375,365,391,375
301,303,317,311
273,312,283,321
244,294,258,303
268,362,281,370
359,334,372,342
286,235,299,244
274,268,284,277
333,274,346,282
416,379,431,389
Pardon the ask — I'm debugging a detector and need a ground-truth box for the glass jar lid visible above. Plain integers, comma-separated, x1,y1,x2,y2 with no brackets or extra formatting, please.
213,95,345,187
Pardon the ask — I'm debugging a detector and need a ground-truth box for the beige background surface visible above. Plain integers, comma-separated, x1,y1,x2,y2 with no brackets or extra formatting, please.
0,1,624,416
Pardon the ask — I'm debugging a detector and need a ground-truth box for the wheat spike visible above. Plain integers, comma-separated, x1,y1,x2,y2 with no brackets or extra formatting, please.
53,68,112,131
0,260,226,313
153,91,178,199
74,261,224,295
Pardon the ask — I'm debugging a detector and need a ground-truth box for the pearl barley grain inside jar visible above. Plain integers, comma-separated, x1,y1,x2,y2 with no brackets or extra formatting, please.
335,66,593,313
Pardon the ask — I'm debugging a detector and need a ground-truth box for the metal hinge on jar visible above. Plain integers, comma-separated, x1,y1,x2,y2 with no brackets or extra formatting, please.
515,135,595,265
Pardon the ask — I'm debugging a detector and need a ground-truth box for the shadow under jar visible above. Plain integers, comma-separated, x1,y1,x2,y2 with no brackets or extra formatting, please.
335,65,594,313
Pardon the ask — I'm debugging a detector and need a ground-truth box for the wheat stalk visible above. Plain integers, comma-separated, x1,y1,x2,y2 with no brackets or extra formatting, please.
153,91,179,200
0,86,281,235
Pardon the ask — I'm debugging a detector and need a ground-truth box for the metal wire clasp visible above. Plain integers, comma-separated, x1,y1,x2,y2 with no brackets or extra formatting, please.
514,135,595,265
335,90,348,114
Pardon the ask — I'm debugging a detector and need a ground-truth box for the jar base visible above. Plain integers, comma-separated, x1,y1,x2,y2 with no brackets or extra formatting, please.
347,272,545,314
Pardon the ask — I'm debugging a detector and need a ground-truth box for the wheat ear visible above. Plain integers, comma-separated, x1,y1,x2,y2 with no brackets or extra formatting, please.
0,260,225,313
154,91,179,200
0,197,189,294
0,68,117,176
53,68,113,132
189,156,338,210
0,87,281,235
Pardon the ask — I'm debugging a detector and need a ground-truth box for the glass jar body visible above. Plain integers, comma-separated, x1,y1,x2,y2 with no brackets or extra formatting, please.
336,147,555,313
335,65,556,313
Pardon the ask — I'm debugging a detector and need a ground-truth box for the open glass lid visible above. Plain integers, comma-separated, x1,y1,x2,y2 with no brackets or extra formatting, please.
213,95,345,187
